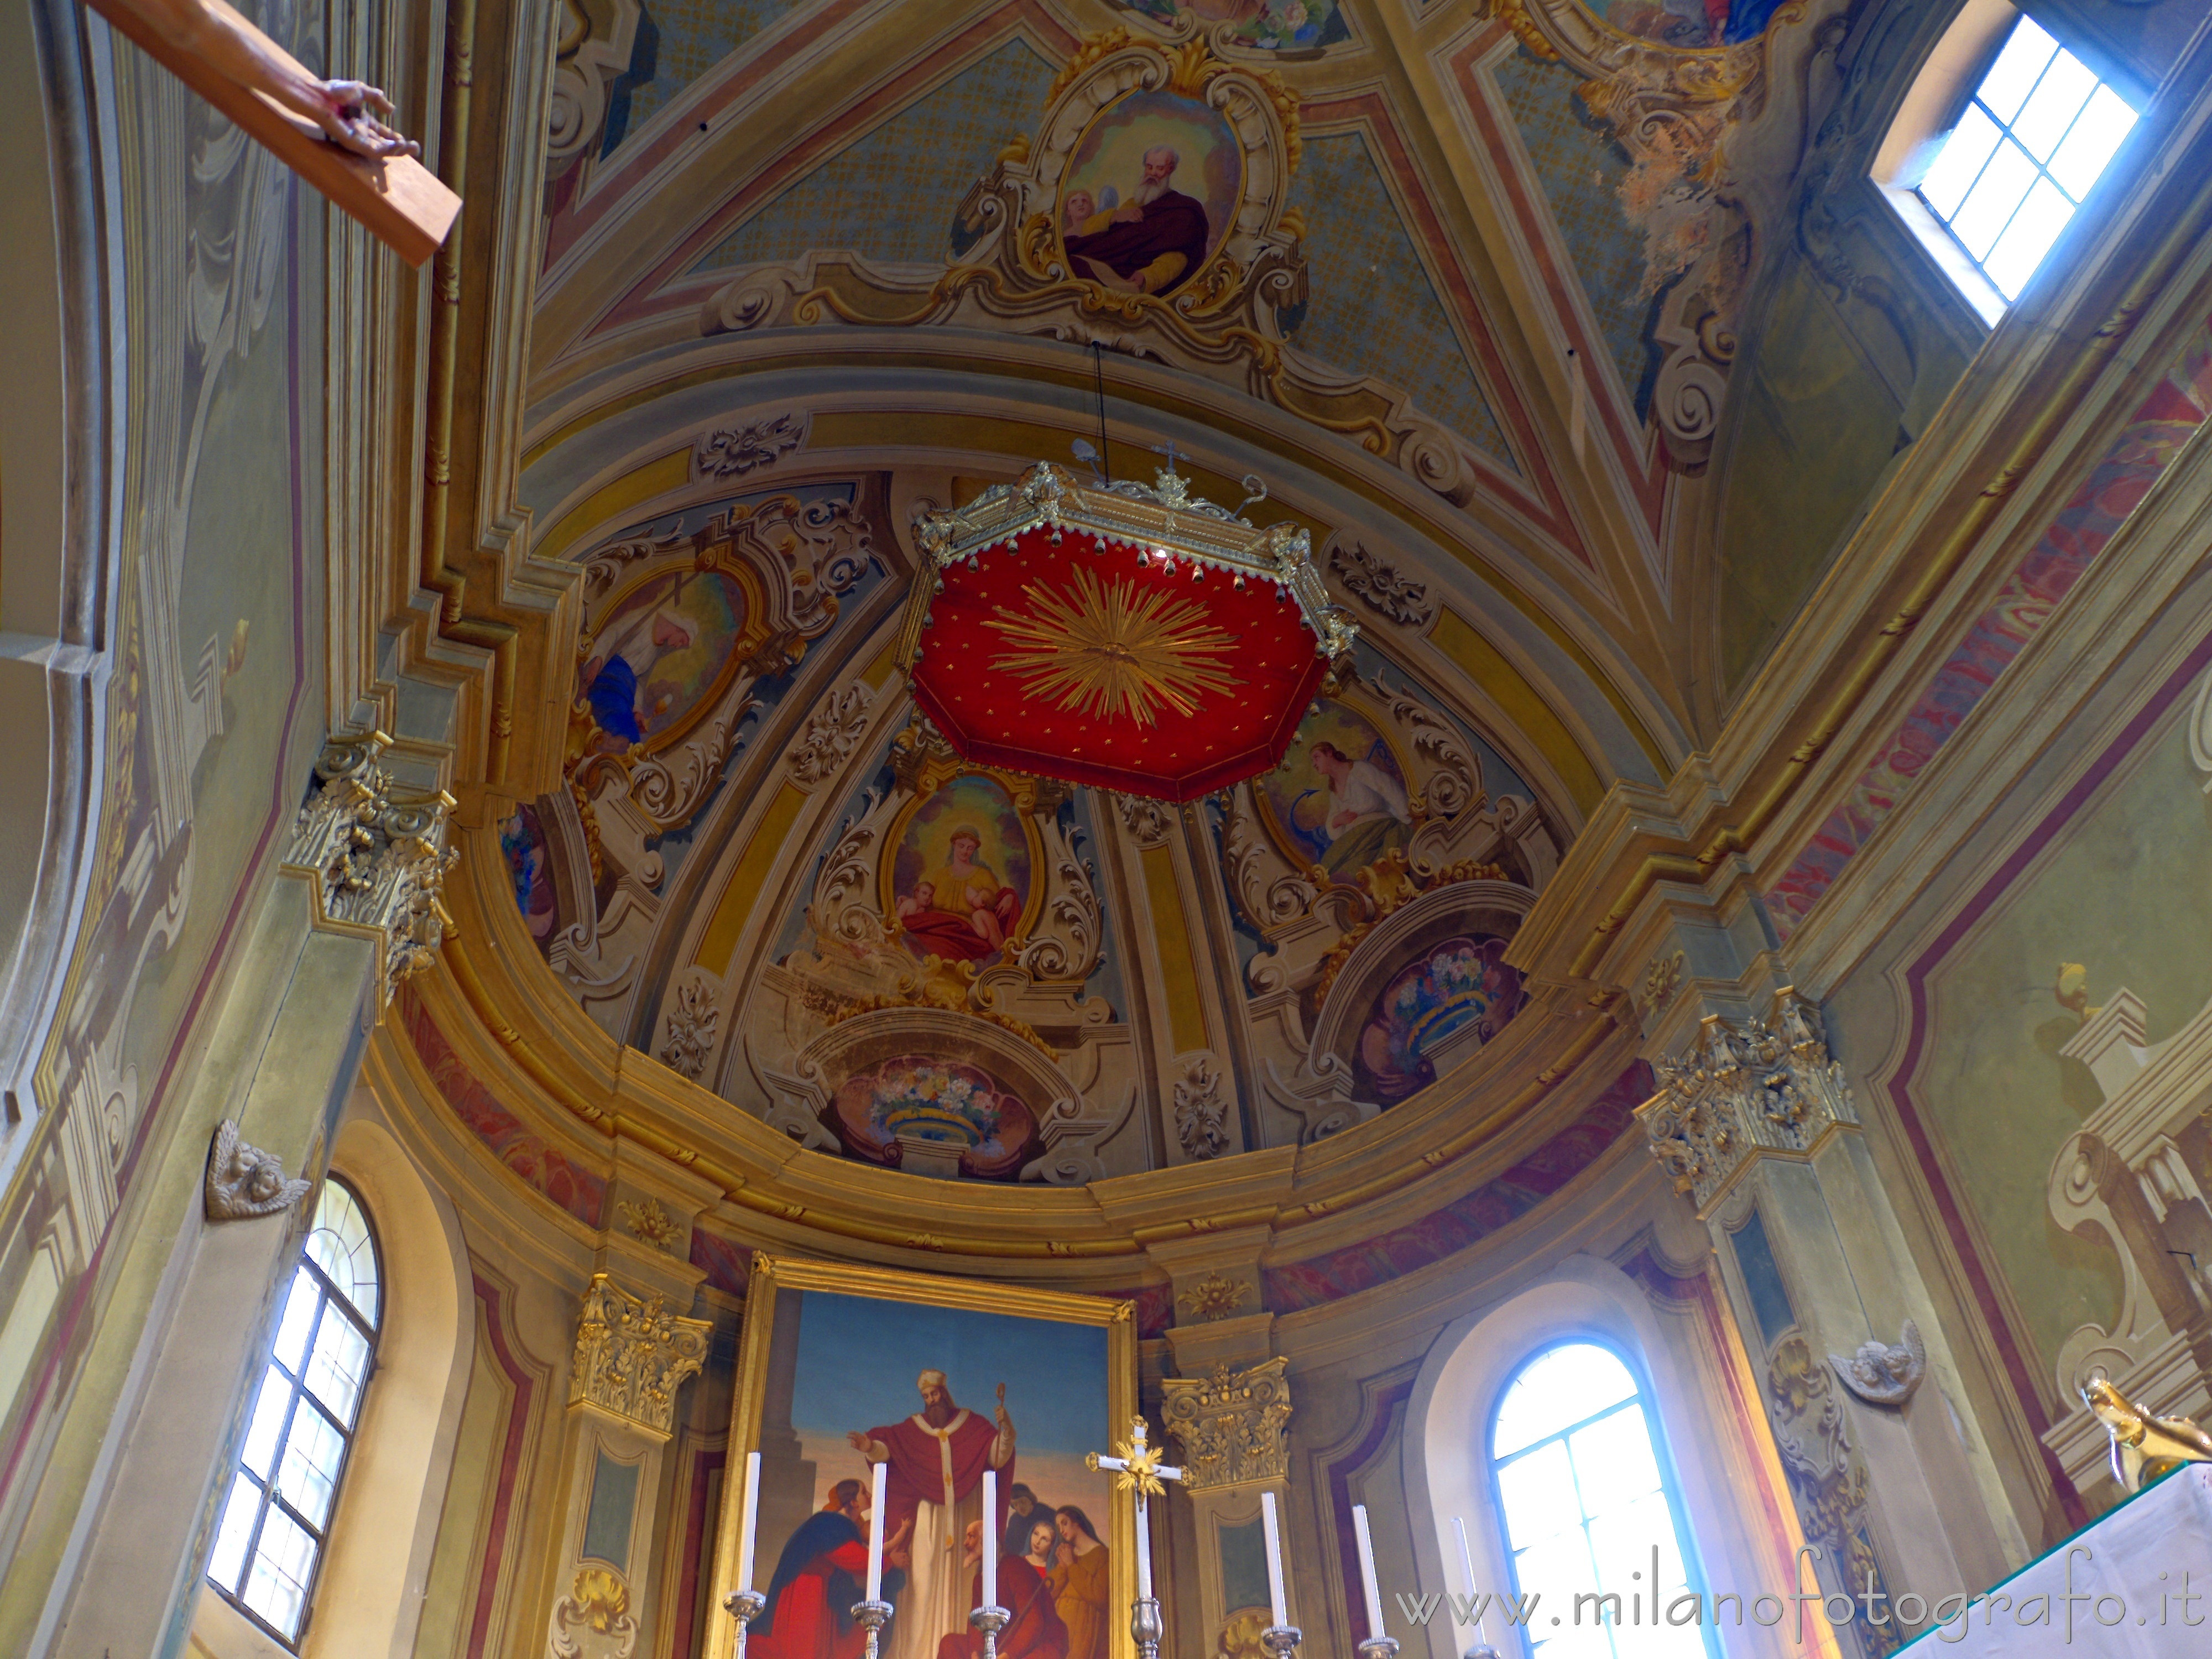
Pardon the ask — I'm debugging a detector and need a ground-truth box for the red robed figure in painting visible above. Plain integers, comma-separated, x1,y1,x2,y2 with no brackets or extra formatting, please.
936,1520,1070,1659
753,1481,914,1659
852,1372,1018,1659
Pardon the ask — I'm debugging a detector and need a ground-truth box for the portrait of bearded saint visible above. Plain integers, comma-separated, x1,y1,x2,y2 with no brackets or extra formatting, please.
848,1370,1016,1659
1064,144,1211,296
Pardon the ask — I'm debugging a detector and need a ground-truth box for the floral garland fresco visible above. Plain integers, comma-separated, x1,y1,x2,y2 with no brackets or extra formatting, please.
1766,319,2212,936
1260,1060,1650,1311
397,987,609,1226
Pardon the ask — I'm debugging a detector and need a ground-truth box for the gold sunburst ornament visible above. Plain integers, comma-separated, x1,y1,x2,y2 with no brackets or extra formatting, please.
896,457,1357,800
983,567,1241,726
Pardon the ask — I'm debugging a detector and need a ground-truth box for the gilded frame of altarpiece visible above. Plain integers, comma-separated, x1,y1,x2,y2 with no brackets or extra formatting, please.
711,1254,1141,1659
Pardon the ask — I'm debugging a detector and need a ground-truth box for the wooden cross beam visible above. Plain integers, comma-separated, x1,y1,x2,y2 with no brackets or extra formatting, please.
82,0,460,266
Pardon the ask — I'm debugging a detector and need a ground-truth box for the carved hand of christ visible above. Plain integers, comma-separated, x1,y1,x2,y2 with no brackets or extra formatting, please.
129,0,419,155
82,0,459,262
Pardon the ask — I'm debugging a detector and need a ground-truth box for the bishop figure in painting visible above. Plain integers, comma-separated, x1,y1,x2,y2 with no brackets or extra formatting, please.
849,1371,1017,1659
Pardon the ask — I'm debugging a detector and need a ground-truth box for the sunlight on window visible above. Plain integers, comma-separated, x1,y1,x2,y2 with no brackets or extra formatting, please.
207,1179,381,1647
1914,18,2138,304
1491,1343,1709,1659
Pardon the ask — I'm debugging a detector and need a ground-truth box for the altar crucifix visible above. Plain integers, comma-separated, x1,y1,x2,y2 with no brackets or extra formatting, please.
81,0,459,264
1086,1417,1184,1659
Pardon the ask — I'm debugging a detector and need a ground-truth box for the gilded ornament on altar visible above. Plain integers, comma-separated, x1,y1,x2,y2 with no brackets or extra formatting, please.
568,1272,711,1438
985,568,1243,726
2083,1375,2212,1493
1161,1357,1292,1490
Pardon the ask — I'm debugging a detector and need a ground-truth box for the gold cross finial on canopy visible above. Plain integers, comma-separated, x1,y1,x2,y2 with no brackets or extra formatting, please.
1087,1416,1184,1498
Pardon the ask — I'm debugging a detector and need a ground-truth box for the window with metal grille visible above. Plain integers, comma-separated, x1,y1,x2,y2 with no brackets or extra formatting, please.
206,1178,382,1646
1913,16,2140,305
1489,1342,1713,1659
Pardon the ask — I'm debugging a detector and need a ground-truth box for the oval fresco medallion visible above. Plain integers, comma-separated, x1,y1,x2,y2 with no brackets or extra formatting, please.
883,771,1040,966
1255,698,1415,881
577,562,766,753
1058,88,1243,302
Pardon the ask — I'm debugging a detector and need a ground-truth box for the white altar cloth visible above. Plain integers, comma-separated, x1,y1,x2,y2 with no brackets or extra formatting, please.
1900,1464,2212,1653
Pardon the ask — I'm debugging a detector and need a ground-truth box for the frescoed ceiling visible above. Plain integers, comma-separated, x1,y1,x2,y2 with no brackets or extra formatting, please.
465,0,1996,1199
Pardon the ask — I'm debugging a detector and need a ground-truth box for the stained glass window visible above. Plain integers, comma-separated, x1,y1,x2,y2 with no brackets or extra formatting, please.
206,1178,380,1646
1914,17,2140,304
1490,1343,1711,1659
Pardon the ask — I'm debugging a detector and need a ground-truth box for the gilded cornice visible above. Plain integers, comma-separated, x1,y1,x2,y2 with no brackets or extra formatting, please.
398,811,1646,1272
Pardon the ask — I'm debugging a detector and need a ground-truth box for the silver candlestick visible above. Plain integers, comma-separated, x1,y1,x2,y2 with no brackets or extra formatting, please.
853,1598,895,1659
969,1603,1011,1659
1260,1624,1303,1659
1130,1595,1164,1659
724,1588,766,1659
1462,1645,1504,1659
1357,1637,1401,1659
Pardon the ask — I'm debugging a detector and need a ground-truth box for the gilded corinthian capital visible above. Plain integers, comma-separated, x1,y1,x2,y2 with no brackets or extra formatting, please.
568,1273,711,1439
1161,1357,1292,1490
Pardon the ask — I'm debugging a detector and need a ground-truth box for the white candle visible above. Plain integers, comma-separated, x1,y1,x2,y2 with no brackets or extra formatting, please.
982,1469,998,1606
1135,1493,1154,1601
1260,1490,1287,1629
866,1459,888,1601
1451,1516,1488,1642
1350,1504,1385,1639
738,1451,763,1590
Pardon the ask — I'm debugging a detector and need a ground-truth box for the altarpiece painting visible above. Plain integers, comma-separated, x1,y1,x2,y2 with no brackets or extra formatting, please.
712,1258,1138,1659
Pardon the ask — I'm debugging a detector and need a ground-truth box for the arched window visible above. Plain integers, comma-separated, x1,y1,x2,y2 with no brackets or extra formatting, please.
1489,1342,1709,1658
206,1178,382,1645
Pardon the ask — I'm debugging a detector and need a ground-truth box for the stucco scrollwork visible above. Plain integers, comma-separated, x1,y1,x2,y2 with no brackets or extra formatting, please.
282,731,457,1002
788,680,875,789
204,1120,314,1220
1115,792,1176,849
568,1273,712,1438
658,973,721,1081
1636,989,1860,1216
1161,1357,1292,1490
1767,1333,1899,1656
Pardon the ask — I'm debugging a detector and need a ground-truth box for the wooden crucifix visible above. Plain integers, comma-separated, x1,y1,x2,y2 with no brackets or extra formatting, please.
82,0,459,265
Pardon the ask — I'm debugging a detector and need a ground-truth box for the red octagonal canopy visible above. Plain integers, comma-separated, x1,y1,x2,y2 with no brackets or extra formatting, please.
898,465,1353,802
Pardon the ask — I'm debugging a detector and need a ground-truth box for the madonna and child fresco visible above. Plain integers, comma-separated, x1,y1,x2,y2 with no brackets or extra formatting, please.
1058,90,1241,301
748,1291,1114,1659
888,774,1035,964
